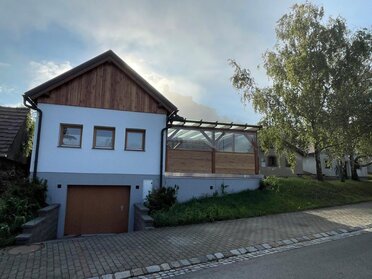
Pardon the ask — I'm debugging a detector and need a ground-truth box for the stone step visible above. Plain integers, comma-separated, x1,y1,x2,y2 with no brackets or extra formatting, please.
15,233,31,245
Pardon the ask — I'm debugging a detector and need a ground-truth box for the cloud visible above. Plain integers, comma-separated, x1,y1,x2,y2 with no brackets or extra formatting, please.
28,60,72,89
115,53,231,120
0,62,10,67
0,84,16,95
0,0,297,123
1,102,23,108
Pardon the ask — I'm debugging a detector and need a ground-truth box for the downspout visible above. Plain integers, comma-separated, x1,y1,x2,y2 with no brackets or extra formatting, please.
159,126,168,187
23,95,42,181
159,110,179,187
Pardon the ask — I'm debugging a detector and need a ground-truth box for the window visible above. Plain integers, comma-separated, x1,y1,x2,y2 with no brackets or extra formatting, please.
93,126,115,149
59,124,82,148
216,133,233,152
125,129,145,151
267,156,277,167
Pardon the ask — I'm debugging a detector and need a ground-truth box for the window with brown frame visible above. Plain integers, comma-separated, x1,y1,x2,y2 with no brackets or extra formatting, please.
59,124,83,148
125,129,146,151
93,126,115,149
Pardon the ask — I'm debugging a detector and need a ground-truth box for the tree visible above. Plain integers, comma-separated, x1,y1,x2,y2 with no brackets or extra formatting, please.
327,28,372,180
230,3,372,181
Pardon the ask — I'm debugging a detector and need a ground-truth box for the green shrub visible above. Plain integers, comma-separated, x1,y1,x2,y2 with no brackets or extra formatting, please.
261,176,281,192
145,185,178,213
7,178,47,209
0,223,10,238
0,178,47,246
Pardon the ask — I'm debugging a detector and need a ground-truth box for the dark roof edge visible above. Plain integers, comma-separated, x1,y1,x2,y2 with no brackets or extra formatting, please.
23,50,177,113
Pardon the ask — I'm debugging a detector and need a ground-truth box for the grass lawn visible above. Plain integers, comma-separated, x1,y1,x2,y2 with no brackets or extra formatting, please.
152,177,372,227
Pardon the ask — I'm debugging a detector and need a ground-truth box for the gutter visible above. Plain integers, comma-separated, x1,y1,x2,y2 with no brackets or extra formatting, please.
23,95,42,181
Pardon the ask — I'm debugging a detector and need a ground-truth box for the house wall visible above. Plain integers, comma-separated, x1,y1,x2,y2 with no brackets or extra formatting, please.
164,173,262,202
31,103,166,237
259,149,303,177
32,103,166,174
38,62,168,114
303,153,368,178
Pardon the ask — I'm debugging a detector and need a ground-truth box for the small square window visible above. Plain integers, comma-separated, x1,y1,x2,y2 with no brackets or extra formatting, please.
59,124,82,148
93,126,115,149
267,156,277,167
125,129,145,151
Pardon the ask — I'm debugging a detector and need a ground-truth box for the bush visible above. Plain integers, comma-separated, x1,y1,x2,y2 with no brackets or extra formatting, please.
145,185,178,213
261,176,281,192
0,178,47,246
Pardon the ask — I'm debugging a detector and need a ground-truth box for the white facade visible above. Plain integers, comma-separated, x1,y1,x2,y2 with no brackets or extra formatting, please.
32,103,167,237
33,103,166,175
303,153,368,178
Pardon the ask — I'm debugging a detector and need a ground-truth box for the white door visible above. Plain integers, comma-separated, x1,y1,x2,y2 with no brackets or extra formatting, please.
143,180,153,201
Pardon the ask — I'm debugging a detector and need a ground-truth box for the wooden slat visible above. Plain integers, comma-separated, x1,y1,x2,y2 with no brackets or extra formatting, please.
166,149,212,173
38,62,167,114
215,152,255,174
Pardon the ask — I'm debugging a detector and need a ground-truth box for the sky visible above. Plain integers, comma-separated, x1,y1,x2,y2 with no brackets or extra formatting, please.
0,0,371,124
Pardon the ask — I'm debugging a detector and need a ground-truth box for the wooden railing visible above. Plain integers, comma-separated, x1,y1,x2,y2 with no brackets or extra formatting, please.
166,149,256,175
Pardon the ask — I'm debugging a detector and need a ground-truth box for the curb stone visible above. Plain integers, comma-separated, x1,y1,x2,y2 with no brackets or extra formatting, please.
93,225,372,279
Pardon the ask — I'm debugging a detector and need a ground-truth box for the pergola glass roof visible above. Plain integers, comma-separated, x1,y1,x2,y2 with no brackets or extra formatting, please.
167,118,260,153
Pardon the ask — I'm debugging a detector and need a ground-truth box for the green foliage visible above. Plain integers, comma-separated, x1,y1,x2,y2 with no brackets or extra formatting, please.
0,178,47,247
152,177,372,227
230,2,372,181
21,112,35,158
220,183,229,195
261,176,281,192
145,185,178,213
0,223,10,239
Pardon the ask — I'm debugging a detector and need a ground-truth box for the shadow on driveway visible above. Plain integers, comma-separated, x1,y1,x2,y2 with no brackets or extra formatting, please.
1,202,371,278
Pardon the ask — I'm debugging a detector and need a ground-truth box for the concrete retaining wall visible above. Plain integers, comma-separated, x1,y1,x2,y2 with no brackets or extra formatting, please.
133,203,154,231
15,204,60,245
164,173,262,202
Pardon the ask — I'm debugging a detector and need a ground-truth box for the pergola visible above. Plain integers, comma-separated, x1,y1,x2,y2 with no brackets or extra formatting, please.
165,118,261,175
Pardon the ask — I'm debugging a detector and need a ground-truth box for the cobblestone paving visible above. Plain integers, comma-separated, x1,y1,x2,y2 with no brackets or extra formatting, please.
1,202,371,279
140,227,372,279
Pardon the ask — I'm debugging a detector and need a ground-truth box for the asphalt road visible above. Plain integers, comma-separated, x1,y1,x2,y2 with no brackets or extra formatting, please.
177,233,372,279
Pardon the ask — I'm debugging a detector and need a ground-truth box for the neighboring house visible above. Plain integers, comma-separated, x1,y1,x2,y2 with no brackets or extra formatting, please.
259,148,303,177
303,152,368,178
0,106,31,165
24,50,262,238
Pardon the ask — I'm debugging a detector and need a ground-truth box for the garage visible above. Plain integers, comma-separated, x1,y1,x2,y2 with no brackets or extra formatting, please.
64,186,130,235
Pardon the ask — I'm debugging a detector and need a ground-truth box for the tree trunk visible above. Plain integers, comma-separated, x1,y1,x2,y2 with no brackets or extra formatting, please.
343,160,348,179
338,160,345,182
314,147,323,181
349,154,359,181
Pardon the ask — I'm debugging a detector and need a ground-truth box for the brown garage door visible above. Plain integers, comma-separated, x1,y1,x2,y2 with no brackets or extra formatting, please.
64,186,130,235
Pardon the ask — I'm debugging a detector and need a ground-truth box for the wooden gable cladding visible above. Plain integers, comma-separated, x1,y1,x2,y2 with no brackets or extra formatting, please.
38,62,168,114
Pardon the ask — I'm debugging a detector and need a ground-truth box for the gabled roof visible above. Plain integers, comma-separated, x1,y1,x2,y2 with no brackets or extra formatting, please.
0,106,29,157
24,50,177,113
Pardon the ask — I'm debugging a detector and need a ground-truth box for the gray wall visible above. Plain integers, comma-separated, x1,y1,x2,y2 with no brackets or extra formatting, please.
36,172,159,238
164,174,262,202
259,149,303,177
16,204,60,245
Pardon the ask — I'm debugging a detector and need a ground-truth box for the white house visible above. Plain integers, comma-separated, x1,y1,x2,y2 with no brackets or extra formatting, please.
24,50,262,237
303,152,368,178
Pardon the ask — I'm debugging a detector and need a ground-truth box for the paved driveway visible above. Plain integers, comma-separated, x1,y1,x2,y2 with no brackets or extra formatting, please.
1,202,372,279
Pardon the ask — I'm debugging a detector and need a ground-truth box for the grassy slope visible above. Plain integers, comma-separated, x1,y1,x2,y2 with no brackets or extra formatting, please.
152,177,372,227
